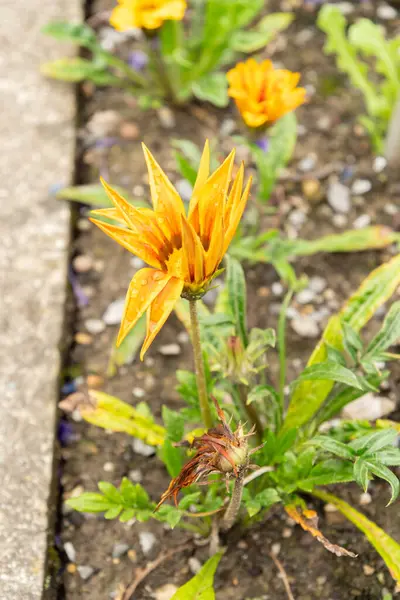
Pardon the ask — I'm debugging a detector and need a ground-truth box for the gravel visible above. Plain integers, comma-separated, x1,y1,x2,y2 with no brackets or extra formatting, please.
327,181,351,213
103,298,125,325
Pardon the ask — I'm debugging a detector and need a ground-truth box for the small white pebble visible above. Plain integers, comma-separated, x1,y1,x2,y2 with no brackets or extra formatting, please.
353,214,371,229
272,282,284,296
359,492,372,506
351,179,372,195
373,156,387,173
188,557,202,574
271,543,281,556
139,531,157,555
132,387,145,398
103,462,114,472
159,343,181,356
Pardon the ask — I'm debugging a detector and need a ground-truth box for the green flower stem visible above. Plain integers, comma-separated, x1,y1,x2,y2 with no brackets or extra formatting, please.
278,289,293,424
238,384,263,444
222,470,245,531
189,299,213,430
98,50,147,87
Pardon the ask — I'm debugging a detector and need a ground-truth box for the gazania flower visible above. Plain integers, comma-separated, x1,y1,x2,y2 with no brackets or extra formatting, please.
110,0,186,31
155,397,256,510
90,141,251,359
227,58,306,129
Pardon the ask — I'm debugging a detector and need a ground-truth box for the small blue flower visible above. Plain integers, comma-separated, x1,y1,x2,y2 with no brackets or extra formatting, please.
255,137,269,152
128,50,149,72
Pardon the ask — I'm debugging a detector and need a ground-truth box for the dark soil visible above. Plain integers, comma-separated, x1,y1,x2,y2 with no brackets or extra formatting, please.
59,1,400,599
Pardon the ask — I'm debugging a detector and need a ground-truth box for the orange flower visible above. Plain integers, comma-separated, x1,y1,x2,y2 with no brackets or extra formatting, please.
110,0,186,31
227,58,306,129
90,142,252,359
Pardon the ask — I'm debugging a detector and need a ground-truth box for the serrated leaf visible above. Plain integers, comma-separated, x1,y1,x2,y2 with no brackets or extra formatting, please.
226,256,248,347
171,552,223,599
284,254,400,430
350,429,398,455
312,489,400,583
192,73,229,108
311,436,356,460
364,301,400,361
293,361,366,391
354,458,370,492
374,448,400,467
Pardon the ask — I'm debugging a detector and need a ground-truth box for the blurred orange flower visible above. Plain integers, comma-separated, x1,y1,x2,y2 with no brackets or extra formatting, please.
227,58,306,129
110,0,186,31
90,142,251,359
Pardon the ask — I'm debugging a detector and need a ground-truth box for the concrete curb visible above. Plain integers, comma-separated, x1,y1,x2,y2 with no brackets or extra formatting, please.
0,1,81,598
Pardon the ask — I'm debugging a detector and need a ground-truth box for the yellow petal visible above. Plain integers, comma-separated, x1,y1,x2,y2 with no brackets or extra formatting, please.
140,277,184,359
90,207,126,226
100,177,144,231
141,143,185,220
224,162,244,231
188,139,210,218
190,149,235,244
181,215,205,284
205,210,224,276
90,219,163,269
117,269,171,347
222,176,252,255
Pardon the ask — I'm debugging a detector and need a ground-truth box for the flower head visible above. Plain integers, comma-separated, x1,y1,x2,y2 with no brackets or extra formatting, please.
90,141,251,359
227,58,306,129
155,397,254,510
110,0,186,31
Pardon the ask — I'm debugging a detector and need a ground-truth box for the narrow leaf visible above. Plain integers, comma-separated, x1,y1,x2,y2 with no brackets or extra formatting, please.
171,552,223,599
284,255,400,430
312,489,400,583
226,256,248,347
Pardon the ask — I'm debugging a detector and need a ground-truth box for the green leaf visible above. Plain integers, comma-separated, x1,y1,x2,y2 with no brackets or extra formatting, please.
42,21,98,49
250,113,297,204
366,461,399,505
312,489,400,583
247,384,280,406
342,322,363,352
317,6,382,119
174,153,197,187
104,506,122,520
375,448,400,467
284,254,400,430
171,552,223,599
98,481,122,504
162,406,185,443
155,505,183,528
192,73,229,108
56,183,145,208
66,493,113,513
107,314,147,377
159,439,184,478
349,19,400,95
288,460,354,493
278,227,399,258
79,390,166,446
310,436,356,460
226,256,248,347
293,361,366,391
354,458,370,492
178,492,202,510
41,57,115,84
364,301,400,360
350,429,398,454
230,30,277,53
258,12,294,35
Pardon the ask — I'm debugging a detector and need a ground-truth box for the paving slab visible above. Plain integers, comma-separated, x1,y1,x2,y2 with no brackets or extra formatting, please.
0,1,81,598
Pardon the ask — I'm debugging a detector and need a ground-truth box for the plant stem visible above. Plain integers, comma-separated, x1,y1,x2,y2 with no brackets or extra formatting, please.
278,289,293,424
237,384,263,444
189,299,213,429
98,50,147,87
222,471,245,531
